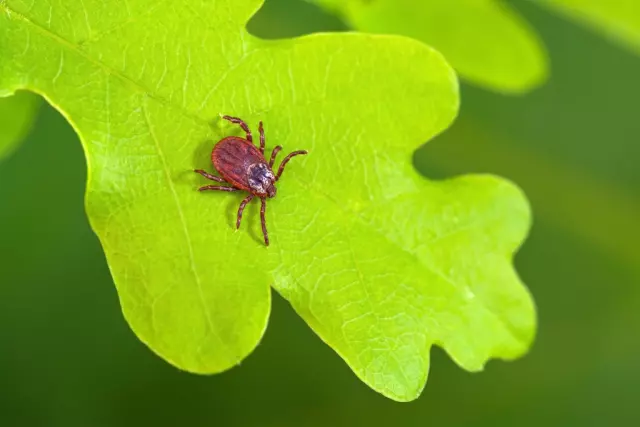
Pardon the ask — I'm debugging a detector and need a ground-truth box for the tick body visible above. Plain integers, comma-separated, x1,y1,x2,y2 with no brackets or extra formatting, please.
195,116,307,246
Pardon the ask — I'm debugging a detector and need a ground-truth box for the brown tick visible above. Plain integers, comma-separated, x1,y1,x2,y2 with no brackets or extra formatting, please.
194,115,307,246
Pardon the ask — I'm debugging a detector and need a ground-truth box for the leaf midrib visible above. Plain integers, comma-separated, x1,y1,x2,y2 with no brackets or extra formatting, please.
142,97,238,366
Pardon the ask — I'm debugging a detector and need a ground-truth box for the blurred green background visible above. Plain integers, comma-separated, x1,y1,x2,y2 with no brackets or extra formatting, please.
1,0,638,425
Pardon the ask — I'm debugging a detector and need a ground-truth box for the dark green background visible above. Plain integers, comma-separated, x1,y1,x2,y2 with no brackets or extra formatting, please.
1,0,638,425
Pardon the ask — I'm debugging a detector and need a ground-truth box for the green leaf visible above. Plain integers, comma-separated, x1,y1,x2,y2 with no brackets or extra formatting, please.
0,0,535,401
311,0,548,94
0,91,40,160
535,0,640,55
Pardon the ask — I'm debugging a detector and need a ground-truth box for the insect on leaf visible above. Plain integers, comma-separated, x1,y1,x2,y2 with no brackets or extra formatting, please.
0,0,536,401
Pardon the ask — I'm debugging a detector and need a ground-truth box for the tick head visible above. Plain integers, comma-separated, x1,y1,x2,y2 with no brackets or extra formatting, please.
248,162,276,198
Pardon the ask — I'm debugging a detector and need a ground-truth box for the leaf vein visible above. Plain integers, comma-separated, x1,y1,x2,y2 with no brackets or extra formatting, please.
0,2,211,127
294,175,527,346
142,97,236,365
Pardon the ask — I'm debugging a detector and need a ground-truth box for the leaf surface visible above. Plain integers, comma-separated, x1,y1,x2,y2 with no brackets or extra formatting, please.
311,0,548,93
0,0,535,400
0,91,40,160
535,0,640,55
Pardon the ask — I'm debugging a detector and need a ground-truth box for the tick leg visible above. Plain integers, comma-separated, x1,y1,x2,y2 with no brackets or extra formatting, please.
269,146,282,168
236,194,254,229
198,185,240,192
222,115,252,143
260,198,269,246
194,169,226,183
259,121,265,155
276,150,308,181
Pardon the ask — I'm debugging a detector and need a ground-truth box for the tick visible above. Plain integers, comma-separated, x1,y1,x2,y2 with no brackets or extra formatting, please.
194,115,308,246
